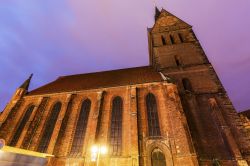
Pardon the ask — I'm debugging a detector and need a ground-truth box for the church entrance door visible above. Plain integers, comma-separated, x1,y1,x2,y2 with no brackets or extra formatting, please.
151,148,166,166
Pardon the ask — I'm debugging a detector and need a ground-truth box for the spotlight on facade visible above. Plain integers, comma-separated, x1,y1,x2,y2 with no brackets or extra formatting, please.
90,145,108,166
91,152,97,162
91,145,98,154
100,146,107,155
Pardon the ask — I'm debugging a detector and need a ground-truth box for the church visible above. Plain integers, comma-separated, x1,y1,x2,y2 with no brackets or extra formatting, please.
0,8,249,166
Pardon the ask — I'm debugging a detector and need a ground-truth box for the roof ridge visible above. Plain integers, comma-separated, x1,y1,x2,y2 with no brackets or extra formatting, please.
58,65,151,78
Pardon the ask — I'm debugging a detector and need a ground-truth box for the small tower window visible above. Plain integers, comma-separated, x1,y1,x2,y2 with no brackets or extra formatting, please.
170,35,175,44
178,33,184,43
174,55,181,67
182,78,192,92
161,35,166,45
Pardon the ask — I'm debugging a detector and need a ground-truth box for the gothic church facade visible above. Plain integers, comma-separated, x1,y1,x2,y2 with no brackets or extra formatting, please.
0,8,249,166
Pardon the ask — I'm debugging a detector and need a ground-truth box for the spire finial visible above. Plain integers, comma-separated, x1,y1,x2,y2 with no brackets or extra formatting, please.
19,73,33,91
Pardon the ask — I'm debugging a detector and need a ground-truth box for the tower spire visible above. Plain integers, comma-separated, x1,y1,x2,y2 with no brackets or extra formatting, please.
155,6,161,21
20,74,33,91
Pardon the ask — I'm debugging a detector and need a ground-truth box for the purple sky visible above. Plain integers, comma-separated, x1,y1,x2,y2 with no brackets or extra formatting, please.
0,0,250,112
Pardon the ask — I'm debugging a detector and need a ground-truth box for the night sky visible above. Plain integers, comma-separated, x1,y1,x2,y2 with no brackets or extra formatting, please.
0,0,250,112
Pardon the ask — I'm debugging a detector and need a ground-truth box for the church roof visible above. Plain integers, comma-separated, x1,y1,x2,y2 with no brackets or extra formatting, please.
28,66,163,96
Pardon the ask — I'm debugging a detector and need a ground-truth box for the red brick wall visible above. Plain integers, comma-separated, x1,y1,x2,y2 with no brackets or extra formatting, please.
0,82,199,166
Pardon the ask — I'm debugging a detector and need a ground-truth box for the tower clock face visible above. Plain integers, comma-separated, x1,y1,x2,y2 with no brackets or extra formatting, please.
158,16,178,26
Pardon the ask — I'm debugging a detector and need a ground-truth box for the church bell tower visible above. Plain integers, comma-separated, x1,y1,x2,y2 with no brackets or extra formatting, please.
148,7,250,165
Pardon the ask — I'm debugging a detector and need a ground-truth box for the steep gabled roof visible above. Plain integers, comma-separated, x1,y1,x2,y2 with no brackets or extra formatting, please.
150,8,191,33
28,66,163,96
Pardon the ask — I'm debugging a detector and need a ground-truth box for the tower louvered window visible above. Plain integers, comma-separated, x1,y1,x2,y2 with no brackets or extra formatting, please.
146,93,161,137
178,33,184,43
161,35,166,45
182,78,192,92
174,55,181,67
37,102,62,153
69,99,91,157
10,105,35,146
170,35,175,44
109,96,123,156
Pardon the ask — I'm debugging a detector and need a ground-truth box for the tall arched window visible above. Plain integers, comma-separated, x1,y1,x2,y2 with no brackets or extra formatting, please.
182,78,192,92
146,93,161,137
69,99,91,157
10,105,35,146
161,35,166,45
109,96,123,156
37,102,62,153
151,148,166,166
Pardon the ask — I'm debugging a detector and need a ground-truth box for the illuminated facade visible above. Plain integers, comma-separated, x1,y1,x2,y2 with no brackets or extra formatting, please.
0,8,249,166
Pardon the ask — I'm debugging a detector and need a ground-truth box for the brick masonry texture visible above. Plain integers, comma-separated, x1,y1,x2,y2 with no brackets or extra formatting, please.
0,8,249,166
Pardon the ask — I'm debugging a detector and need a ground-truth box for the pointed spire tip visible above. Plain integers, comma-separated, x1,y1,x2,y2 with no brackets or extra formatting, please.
154,6,161,21
19,73,33,90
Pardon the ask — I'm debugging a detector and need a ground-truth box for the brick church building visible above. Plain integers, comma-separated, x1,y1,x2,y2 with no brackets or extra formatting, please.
0,8,249,166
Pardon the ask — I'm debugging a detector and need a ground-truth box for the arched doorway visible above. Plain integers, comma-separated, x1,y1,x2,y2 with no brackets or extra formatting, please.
151,148,166,166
